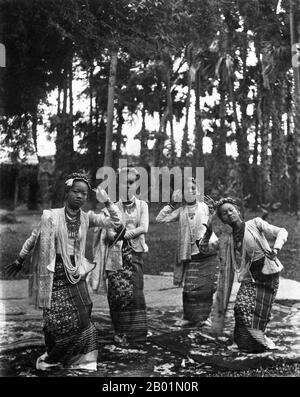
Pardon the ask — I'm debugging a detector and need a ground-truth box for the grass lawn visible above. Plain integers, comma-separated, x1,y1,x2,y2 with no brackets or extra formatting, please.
0,206,299,281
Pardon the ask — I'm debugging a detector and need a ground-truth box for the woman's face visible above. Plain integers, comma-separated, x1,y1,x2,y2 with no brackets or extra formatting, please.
219,203,241,225
119,172,137,201
184,181,197,204
66,181,88,210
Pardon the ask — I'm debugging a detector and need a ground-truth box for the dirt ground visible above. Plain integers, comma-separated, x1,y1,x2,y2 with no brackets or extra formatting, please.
1,277,300,378
0,209,300,380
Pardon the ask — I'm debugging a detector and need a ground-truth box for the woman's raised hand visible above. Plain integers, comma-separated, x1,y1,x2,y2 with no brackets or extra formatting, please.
205,210,216,232
171,189,183,206
204,195,216,215
95,186,110,203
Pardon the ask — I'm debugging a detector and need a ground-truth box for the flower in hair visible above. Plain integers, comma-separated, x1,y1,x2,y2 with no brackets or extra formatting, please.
65,178,74,187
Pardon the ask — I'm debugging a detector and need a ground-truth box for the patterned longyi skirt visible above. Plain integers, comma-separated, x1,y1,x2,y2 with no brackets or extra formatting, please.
183,253,219,324
42,256,98,368
234,257,279,353
107,251,147,342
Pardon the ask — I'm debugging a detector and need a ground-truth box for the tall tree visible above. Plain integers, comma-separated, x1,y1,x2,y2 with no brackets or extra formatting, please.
104,50,118,167
290,0,300,214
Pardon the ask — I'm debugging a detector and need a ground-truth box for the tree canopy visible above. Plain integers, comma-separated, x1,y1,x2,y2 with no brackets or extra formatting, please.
1,0,300,212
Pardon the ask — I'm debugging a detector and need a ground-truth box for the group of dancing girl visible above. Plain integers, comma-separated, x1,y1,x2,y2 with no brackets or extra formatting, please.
6,166,288,371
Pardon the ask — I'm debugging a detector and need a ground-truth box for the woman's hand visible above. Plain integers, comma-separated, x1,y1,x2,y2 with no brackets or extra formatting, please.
5,257,24,278
265,248,279,260
205,210,216,232
169,189,183,208
204,195,216,215
106,229,117,241
95,186,110,204
124,230,135,240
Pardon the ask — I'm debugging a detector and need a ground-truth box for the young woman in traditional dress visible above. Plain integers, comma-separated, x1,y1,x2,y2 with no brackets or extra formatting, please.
6,173,122,371
204,197,288,352
88,167,149,345
156,178,219,327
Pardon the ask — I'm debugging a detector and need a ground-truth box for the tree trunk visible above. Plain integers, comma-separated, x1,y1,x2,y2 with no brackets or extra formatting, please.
98,115,106,168
31,104,39,157
254,36,272,205
13,170,19,210
271,96,288,209
87,66,99,208
89,68,93,125
104,51,118,168
290,0,300,215
53,62,75,207
153,108,168,167
253,115,259,167
57,88,61,115
166,72,176,165
237,26,250,195
193,70,204,167
227,58,249,197
181,69,191,160
212,79,227,187
140,104,149,167
69,57,73,136
260,93,272,204
113,105,124,169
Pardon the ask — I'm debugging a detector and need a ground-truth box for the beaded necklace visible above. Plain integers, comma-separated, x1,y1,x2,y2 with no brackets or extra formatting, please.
65,207,81,239
186,202,198,245
63,206,81,284
232,221,245,254
122,199,135,214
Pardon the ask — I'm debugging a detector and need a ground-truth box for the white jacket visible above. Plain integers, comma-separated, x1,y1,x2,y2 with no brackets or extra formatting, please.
238,217,288,281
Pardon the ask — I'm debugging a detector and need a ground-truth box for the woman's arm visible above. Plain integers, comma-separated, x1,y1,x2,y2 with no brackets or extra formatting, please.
5,224,40,278
156,204,181,223
88,201,122,229
18,224,41,260
89,186,123,229
197,208,218,253
256,217,288,251
156,189,182,223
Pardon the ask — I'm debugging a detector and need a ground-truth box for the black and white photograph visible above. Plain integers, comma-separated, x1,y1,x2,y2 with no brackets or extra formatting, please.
0,0,300,383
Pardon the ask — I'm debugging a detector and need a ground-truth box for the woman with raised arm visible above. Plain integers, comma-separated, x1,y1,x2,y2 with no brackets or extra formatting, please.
156,178,219,327
88,166,149,346
5,173,122,371
202,197,288,353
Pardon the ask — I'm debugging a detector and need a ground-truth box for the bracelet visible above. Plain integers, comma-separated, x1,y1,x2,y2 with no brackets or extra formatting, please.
16,255,24,265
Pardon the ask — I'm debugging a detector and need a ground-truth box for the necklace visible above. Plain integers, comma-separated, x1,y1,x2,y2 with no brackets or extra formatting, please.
186,204,198,244
123,200,135,214
187,203,197,220
65,207,81,239
232,222,245,252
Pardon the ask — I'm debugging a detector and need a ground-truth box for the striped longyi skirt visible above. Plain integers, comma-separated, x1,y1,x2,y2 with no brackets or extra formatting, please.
183,253,219,324
234,257,279,353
